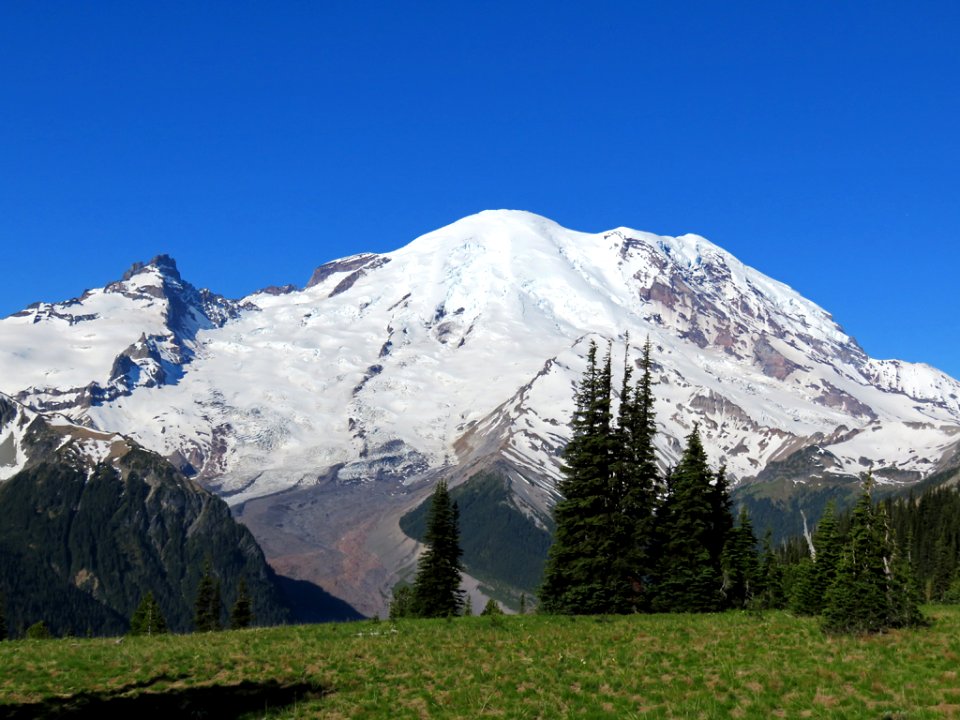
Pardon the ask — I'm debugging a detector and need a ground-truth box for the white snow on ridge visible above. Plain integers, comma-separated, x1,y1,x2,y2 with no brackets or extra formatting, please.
2,210,959,502
0,265,183,393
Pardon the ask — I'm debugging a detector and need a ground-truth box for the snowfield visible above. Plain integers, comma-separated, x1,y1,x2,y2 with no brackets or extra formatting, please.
2,210,959,510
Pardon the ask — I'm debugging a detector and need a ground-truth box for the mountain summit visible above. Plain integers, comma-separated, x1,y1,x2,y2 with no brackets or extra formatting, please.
2,210,959,614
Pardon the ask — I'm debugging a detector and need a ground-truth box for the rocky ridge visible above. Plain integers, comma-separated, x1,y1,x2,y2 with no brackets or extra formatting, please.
2,210,959,613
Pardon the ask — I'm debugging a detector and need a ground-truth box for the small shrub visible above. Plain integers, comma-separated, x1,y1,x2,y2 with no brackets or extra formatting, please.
26,621,52,640
480,599,503,616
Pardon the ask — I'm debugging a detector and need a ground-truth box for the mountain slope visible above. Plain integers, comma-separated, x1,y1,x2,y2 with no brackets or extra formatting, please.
2,210,959,614
0,393,291,636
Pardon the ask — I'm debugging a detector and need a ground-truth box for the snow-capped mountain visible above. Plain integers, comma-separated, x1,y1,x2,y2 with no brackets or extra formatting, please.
0,254,252,413
3,210,959,613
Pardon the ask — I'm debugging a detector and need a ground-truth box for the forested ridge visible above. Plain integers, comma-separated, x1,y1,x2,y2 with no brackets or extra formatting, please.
0,448,290,638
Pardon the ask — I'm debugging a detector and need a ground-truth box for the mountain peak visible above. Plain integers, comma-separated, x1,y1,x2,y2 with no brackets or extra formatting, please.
121,254,181,283
2,211,960,618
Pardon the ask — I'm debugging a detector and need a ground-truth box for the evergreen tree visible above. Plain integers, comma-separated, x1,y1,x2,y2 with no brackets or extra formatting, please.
26,621,52,639
709,467,735,569
480,598,503,616
821,475,924,634
212,581,223,628
518,593,527,615
388,585,415,619
230,578,254,629
611,336,660,612
129,591,168,636
721,507,760,609
792,501,841,615
756,530,786,609
651,424,729,613
194,560,222,632
942,571,960,604
886,535,925,629
411,479,464,617
540,340,619,614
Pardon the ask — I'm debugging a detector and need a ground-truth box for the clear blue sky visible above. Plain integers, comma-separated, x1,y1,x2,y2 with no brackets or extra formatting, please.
2,2,958,378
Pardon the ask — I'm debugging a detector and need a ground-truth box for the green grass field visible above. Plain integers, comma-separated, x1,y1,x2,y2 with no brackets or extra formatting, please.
3,607,960,719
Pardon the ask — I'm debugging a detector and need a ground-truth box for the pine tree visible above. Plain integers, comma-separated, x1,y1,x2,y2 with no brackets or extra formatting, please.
129,591,168,636
651,424,728,613
194,560,222,632
721,507,760,609
230,578,254,629
821,475,924,634
410,479,464,617
540,340,619,614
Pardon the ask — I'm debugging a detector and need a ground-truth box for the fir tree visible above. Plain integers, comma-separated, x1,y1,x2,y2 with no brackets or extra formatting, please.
212,581,223,628
651,424,729,613
388,585,415,619
230,578,254,629
129,591,168,636
194,560,222,632
540,340,619,614
518,593,527,615
411,479,464,617
709,466,734,569
611,336,660,612
792,501,841,615
721,507,760,609
26,621,52,639
821,475,924,634
756,530,786,609
480,598,503,616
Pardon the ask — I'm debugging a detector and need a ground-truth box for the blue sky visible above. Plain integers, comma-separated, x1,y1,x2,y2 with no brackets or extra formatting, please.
2,2,958,377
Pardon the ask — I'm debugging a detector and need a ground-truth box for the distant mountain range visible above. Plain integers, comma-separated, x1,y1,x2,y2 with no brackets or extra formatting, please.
2,210,958,616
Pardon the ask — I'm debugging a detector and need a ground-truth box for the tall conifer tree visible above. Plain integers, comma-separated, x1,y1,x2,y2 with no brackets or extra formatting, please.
721,507,760,609
540,340,618,614
194,559,222,632
757,530,786,609
230,578,254,629
792,501,841,615
651,424,729,612
610,336,660,612
821,475,924,634
411,479,464,617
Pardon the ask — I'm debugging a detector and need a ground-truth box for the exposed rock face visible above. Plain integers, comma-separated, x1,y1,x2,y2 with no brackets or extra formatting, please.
7,255,253,413
1,210,959,615
305,253,381,289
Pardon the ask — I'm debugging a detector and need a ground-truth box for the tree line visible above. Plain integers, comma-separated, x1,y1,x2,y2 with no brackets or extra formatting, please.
388,338,929,633
538,337,924,633
1,560,256,640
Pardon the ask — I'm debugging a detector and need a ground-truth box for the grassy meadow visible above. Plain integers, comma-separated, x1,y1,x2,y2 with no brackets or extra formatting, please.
3,607,960,719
